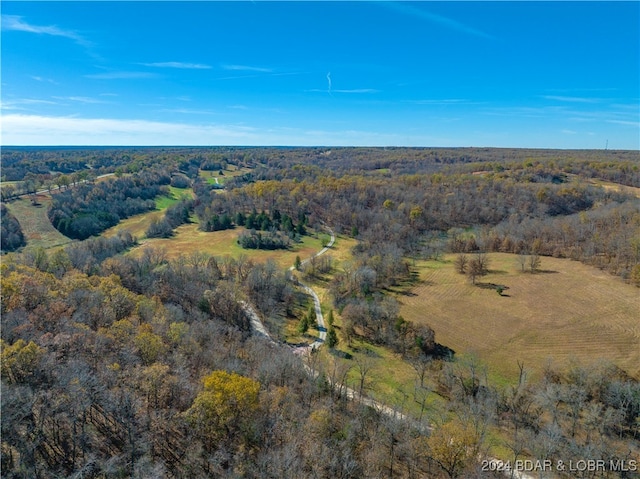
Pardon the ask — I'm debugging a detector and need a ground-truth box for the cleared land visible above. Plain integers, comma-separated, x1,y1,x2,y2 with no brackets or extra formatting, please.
128,224,332,270
4,195,72,250
199,165,252,186
103,186,193,240
398,253,640,382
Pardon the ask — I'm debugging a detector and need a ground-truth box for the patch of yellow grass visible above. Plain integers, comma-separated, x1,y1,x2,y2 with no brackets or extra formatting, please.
103,211,165,240
398,253,640,381
126,225,329,269
590,179,640,198
4,196,73,250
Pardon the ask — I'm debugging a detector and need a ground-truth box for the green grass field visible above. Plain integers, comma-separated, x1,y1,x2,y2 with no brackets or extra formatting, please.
397,253,640,382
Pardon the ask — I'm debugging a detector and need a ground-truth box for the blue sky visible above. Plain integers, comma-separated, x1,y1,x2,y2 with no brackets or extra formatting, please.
2,1,638,148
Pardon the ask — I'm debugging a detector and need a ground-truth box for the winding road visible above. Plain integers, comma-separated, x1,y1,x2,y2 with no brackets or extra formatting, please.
291,225,335,348
243,226,539,479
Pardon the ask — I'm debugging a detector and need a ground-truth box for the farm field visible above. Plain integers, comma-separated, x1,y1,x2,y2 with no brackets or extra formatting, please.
398,253,640,382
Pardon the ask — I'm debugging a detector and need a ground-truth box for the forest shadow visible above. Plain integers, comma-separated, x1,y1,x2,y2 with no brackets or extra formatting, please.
488,269,508,275
430,343,456,361
396,289,419,297
348,344,382,358
476,282,509,291
330,349,353,359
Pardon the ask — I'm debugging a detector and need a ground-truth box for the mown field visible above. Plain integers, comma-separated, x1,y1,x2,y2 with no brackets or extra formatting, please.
397,253,640,382
4,195,72,250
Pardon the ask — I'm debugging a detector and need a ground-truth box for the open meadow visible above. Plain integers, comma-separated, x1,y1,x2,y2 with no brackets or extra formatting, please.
398,253,640,382
102,186,193,239
4,195,72,250
128,223,336,270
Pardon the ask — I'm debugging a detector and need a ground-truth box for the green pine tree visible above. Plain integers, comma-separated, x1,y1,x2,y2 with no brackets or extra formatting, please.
327,309,334,327
297,315,309,334
327,326,338,348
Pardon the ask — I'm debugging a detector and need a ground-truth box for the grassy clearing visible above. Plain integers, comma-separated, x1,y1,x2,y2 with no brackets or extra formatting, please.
129,225,331,269
199,166,252,186
589,178,640,198
4,195,73,250
103,187,193,239
398,253,640,382
154,186,193,209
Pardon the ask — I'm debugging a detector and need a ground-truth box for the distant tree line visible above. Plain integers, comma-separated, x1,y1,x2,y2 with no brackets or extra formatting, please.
224,169,637,284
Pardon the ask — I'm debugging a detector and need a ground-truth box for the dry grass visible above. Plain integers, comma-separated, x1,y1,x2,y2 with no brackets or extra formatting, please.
199,166,252,185
4,196,73,250
103,187,193,240
127,225,332,269
103,210,165,240
590,179,640,198
398,253,640,382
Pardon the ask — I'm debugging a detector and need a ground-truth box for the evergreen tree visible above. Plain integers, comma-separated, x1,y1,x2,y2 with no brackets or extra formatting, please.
327,326,338,348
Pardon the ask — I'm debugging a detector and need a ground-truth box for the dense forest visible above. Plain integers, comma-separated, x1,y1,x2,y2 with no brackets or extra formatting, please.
1,147,639,478
47,170,170,240
2,245,639,478
1,204,26,252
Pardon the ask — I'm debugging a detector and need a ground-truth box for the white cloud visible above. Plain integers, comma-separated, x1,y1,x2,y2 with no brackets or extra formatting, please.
158,108,218,115
1,113,433,147
141,62,212,69
222,64,273,73
85,71,157,80
1,114,260,145
53,96,110,104
1,98,59,111
2,14,91,47
542,95,600,103
30,75,59,84
409,99,477,105
380,2,492,39
333,89,379,94
607,119,640,127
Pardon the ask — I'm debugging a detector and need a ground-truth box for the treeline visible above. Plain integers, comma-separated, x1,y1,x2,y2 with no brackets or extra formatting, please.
145,199,194,238
484,200,640,283
0,147,245,182
0,204,26,252
48,172,170,240
193,180,310,250
238,229,292,250
4,146,637,185
221,172,637,282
